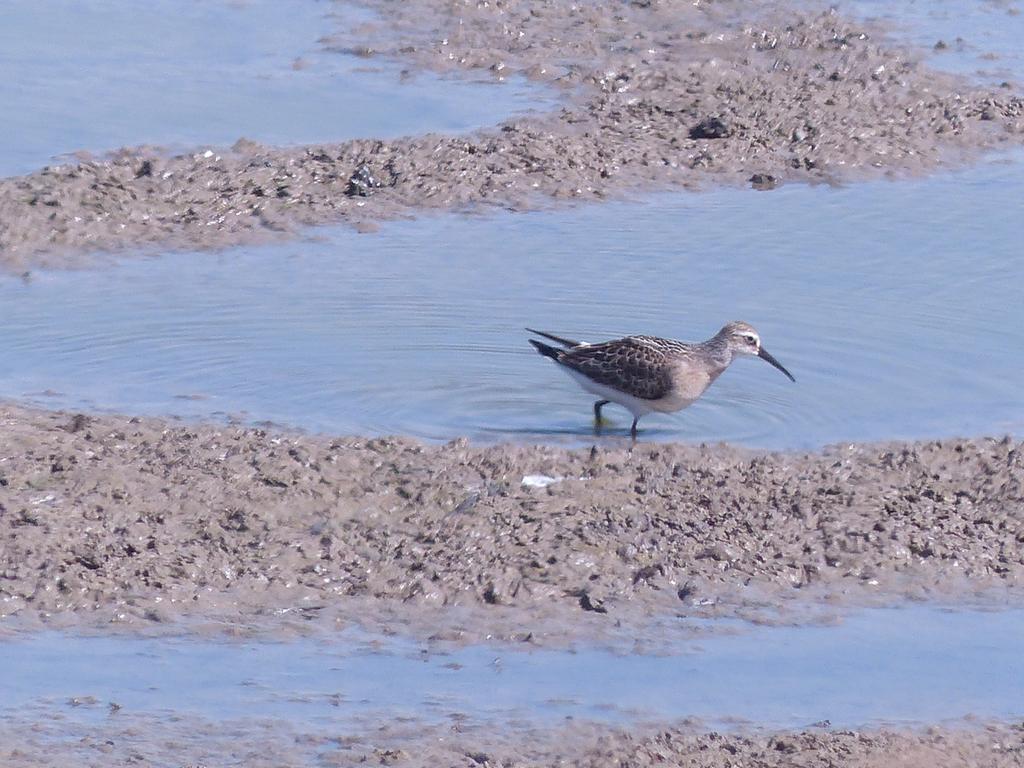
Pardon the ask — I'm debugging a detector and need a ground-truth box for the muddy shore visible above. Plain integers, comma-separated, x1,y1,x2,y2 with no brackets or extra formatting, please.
1,711,1021,768
2,0,1023,267
2,402,1020,641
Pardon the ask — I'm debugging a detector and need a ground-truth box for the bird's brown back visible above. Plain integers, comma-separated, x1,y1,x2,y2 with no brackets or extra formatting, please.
556,336,685,400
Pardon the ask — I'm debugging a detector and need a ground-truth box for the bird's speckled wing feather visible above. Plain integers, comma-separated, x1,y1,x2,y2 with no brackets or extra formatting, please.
556,336,682,400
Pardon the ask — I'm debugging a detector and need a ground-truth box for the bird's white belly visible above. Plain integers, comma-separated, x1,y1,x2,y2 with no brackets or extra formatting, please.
562,368,696,417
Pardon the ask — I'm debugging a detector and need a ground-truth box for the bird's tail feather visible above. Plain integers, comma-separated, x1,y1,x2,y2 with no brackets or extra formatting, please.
528,338,562,360
525,327,580,348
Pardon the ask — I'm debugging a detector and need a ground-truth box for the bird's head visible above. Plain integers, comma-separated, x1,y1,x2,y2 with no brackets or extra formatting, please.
718,321,795,382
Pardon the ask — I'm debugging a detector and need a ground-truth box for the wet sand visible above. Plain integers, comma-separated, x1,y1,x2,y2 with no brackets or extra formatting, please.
1,710,1021,768
2,0,1023,267
2,402,1021,764
2,401,1021,641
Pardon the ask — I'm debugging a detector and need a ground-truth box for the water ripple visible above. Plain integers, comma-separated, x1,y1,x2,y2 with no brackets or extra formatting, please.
2,157,1023,448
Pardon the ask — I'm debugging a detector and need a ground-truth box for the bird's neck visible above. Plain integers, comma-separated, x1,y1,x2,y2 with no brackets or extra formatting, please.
697,335,734,372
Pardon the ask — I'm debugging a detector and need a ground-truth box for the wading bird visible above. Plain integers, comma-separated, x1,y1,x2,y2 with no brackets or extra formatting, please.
527,321,795,439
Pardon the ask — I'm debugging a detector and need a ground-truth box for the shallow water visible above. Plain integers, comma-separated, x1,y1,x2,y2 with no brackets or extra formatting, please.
3,607,1023,731
0,0,552,176
843,0,1024,83
2,155,1023,448
2,1,1022,447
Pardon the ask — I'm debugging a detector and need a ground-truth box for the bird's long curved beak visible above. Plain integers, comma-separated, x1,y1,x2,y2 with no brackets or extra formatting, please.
758,347,796,382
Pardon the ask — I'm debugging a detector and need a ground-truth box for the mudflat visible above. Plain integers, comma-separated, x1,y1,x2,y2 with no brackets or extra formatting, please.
2,402,1020,640
1,714,1022,768
1,0,1022,266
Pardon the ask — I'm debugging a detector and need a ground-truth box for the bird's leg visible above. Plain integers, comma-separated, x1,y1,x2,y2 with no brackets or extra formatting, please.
593,400,610,433
630,416,639,441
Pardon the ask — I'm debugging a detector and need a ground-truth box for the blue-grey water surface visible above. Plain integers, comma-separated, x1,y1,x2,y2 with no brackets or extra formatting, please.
3,607,1023,730
2,0,1023,446
842,0,1024,83
2,155,1022,447
0,0,552,176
